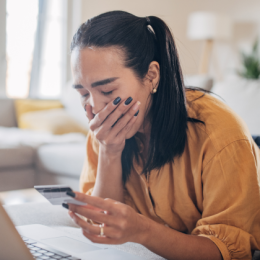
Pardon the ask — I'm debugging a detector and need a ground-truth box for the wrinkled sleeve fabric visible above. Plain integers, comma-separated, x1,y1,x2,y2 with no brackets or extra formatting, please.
191,139,260,260
80,131,98,195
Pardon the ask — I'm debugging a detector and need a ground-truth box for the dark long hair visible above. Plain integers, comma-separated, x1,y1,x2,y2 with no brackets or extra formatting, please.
71,11,204,184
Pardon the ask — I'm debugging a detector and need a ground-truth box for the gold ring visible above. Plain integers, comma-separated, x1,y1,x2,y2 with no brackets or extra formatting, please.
99,223,104,236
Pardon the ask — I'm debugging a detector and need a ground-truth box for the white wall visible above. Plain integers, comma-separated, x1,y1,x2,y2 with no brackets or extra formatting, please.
66,0,82,83
73,0,260,79
0,0,6,97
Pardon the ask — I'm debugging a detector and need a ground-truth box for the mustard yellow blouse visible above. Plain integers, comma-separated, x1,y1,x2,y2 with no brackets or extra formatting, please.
80,90,260,260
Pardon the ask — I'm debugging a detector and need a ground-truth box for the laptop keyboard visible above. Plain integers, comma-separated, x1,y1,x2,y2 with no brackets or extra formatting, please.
21,236,81,260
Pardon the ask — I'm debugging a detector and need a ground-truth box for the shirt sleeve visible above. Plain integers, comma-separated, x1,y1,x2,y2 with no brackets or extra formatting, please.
191,139,260,260
79,131,99,195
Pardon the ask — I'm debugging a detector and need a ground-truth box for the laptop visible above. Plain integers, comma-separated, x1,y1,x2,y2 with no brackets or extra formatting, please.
0,201,146,260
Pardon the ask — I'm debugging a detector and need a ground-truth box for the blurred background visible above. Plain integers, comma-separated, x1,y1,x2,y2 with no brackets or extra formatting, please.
0,0,260,205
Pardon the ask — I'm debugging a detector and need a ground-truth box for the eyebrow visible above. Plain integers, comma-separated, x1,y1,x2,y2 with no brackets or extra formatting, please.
72,77,119,89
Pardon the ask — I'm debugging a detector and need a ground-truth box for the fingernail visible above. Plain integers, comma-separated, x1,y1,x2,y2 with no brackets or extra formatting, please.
84,105,86,111
113,97,121,105
134,110,139,117
125,97,133,105
62,203,69,209
66,191,76,198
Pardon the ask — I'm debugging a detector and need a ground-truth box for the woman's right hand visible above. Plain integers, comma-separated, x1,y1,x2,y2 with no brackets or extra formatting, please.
85,97,141,156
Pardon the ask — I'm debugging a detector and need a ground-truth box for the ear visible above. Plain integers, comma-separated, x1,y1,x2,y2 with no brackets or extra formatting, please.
144,61,160,93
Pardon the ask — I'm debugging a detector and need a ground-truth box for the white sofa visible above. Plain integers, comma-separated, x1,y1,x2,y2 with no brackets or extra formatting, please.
0,83,89,192
0,104,86,192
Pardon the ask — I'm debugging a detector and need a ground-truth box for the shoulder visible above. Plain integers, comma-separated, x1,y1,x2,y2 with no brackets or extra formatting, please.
184,89,258,169
185,89,252,152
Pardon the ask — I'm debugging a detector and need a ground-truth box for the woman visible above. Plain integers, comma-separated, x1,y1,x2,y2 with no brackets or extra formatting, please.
63,11,260,260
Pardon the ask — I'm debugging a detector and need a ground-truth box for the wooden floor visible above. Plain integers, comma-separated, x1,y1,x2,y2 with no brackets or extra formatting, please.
0,188,46,205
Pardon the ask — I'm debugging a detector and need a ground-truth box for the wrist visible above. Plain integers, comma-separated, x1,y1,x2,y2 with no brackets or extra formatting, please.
135,214,153,245
99,145,122,161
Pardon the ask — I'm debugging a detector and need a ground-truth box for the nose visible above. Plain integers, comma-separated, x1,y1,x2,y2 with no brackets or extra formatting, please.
87,94,105,115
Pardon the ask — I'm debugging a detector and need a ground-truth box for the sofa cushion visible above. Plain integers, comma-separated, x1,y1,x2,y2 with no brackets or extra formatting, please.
20,108,88,135
0,99,17,127
211,76,260,135
0,126,86,148
36,143,86,177
14,99,63,128
0,146,34,169
0,126,86,170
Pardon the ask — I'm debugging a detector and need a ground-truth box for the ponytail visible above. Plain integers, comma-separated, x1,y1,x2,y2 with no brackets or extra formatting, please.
140,16,188,174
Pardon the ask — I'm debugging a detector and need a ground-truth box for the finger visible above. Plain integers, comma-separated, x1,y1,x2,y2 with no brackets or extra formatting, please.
69,211,117,238
110,101,140,137
91,99,138,143
89,97,122,131
99,97,135,130
71,192,117,212
68,204,115,226
82,204,103,212
82,229,117,244
116,113,138,140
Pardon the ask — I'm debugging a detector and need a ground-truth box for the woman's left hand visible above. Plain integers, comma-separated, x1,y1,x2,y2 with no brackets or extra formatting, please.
66,192,150,245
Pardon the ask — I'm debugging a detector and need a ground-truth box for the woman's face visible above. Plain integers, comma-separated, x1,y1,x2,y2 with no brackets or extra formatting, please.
70,46,157,139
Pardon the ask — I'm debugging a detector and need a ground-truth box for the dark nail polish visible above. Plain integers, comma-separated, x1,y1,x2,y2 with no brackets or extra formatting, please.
62,203,69,209
113,97,121,105
134,110,139,117
84,105,86,111
125,97,133,105
66,191,76,198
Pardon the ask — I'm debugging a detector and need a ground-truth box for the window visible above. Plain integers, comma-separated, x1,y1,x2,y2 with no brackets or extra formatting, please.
5,0,67,99
6,0,38,98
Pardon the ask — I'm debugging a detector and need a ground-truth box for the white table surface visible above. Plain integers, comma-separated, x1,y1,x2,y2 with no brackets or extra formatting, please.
4,202,166,260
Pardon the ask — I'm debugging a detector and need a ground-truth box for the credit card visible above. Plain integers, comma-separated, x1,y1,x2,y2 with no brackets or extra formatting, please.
34,185,87,206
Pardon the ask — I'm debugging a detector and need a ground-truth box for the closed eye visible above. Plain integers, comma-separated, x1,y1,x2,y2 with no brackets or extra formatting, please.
102,91,113,96
81,90,113,98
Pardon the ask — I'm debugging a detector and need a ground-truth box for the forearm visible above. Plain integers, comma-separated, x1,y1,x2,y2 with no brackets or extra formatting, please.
139,215,223,260
92,147,124,202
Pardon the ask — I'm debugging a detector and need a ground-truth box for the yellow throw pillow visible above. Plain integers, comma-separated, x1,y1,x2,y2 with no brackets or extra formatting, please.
14,99,64,128
20,108,88,135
